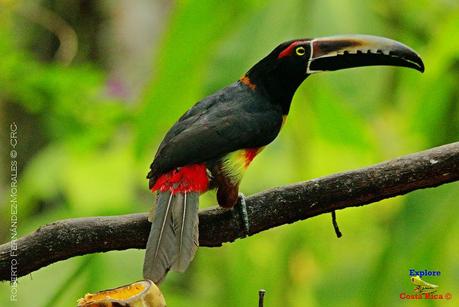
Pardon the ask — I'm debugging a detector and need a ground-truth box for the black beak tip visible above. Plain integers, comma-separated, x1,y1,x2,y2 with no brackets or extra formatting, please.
412,54,425,73
418,60,425,73
393,47,425,73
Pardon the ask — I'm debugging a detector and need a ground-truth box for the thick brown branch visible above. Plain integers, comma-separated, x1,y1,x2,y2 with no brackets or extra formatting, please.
1,142,458,281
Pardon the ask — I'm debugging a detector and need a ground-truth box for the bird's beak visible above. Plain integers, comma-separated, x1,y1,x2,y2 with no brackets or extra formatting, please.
307,34,424,74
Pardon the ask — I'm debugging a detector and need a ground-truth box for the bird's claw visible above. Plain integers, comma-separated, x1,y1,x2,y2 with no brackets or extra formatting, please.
236,193,250,236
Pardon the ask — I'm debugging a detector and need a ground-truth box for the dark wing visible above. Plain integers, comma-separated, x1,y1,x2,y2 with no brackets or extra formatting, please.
148,82,283,185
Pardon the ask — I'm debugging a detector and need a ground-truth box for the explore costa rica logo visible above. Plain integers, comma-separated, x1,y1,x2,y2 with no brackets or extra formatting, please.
399,269,452,300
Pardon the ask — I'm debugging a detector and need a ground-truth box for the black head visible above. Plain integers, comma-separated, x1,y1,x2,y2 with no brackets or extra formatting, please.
245,39,312,112
244,35,424,114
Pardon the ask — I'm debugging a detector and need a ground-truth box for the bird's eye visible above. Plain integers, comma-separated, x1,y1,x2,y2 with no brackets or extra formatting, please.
296,46,306,56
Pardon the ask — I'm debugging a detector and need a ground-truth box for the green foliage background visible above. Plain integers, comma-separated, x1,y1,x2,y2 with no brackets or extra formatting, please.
1,0,458,306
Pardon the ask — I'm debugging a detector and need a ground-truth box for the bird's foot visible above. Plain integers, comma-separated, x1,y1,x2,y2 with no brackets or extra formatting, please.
236,193,250,236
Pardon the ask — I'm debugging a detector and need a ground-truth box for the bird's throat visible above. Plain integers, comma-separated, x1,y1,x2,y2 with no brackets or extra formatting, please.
242,72,306,114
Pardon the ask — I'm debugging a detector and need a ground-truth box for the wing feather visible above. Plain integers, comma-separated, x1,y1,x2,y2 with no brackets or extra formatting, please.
148,82,283,183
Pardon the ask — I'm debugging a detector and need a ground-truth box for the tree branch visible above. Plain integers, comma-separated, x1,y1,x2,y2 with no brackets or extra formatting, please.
1,142,458,281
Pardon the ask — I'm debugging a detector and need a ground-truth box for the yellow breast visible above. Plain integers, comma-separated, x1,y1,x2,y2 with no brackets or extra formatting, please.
221,147,264,184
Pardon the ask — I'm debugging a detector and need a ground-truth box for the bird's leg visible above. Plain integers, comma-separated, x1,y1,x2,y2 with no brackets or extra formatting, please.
214,171,250,235
236,193,250,235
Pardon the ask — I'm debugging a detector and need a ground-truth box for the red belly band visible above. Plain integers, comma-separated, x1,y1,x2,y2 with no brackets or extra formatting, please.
151,163,209,194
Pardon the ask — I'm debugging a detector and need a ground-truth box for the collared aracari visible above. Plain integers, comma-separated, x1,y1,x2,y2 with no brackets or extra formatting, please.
143,34,424,283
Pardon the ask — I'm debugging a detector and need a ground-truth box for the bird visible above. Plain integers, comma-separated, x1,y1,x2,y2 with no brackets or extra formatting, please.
143,34,424,283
